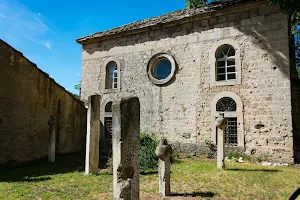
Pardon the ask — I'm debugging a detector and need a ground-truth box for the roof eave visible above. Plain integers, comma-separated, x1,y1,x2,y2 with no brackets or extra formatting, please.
76,0,266,45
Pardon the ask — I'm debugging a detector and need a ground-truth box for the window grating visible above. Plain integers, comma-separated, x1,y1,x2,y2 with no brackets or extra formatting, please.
225,118,238,146
104,117,112,138
216,44,236,81
216,97,237,112
105,102,112,112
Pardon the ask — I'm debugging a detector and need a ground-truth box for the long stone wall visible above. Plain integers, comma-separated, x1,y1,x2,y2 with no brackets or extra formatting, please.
0,40,87,166
80,1,295,163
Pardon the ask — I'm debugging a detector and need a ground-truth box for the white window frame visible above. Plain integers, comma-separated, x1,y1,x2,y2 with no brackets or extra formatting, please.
211,92,244,148
100,98,115,140
216,45,237,81
216,97,238,146
103,57,121,93
210,39,241,86
104,102,113,139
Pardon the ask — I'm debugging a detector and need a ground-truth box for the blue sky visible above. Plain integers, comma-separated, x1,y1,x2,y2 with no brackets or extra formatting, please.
0,0,186,94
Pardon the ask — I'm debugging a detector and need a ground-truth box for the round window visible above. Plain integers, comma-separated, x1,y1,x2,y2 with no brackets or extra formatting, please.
148,54,176,85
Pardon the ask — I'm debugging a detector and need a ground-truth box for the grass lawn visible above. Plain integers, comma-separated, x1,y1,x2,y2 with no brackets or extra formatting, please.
1,153,300,200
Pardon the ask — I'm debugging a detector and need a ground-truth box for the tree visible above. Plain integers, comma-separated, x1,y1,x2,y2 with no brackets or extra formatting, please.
184,0,207,8
269,0,299,32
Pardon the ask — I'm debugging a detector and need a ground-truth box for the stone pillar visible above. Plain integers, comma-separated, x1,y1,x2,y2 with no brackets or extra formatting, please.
215,113,227,169
112,97,140,200
48,115,56,163
155,138,172,197
85,95,101,175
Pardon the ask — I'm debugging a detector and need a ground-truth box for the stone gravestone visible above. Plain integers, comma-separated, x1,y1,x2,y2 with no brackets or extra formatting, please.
215,113,227,169
155,138,172,197
85,95,101,175
48,115,56,163
112,97,140,200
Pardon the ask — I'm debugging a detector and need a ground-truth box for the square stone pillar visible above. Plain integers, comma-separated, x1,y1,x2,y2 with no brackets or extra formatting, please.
112,97,140,200
158,159,171,196
215,113,227,169
217,127,225,169
85,95,101,175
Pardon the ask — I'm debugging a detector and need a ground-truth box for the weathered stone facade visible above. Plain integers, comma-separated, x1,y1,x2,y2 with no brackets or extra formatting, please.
0,40,87,166
77,0,299,163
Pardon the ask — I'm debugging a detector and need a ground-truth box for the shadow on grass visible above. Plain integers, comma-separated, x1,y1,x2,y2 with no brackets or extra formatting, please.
140,170,158,175
20,177,52,182
226,168,281,172
0,152,85,182
169,191,215,198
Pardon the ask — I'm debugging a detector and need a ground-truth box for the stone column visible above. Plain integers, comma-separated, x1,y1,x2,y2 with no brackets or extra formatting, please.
155,138,172,197
85,95,101,175
48,115,56,163
215,113,227,169
112,97,140,200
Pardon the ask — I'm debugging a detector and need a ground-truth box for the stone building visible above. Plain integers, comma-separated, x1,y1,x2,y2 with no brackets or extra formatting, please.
0,40,87,166
77,0,300,163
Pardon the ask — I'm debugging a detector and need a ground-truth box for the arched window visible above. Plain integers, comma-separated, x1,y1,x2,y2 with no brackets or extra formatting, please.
105,102,112,112
104,102,113,139
216,97,237,112
105,62,118,89
215,44,236,81
216,97,237,146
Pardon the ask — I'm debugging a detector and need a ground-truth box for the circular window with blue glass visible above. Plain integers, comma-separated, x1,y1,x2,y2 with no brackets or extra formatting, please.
148,54,176,85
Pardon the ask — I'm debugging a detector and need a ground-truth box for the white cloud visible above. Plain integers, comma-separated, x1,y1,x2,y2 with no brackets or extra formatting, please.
44,41,52,50
0,0,54,50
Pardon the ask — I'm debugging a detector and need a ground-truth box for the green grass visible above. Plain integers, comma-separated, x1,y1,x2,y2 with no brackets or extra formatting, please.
1,153,300,199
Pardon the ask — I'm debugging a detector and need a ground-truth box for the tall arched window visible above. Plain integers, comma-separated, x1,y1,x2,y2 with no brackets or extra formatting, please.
105,62,118,89
215,44,236,81
104,102,112,139
216,97,237,146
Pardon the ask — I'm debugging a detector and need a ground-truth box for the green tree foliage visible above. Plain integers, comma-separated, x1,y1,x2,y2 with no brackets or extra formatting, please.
184,0,207,8
269,0,299,34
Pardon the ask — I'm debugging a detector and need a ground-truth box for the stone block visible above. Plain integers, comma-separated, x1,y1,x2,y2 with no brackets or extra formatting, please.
85,95,101,175
112,97,140,200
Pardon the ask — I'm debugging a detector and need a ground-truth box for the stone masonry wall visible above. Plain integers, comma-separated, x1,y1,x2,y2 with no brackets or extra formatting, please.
0,40,87,166
81,1,294,163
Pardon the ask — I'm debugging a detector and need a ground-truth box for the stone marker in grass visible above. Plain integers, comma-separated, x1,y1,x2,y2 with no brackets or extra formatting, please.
215,113,227,169
156,138,172,197
112,97,140,200
85,95,101,175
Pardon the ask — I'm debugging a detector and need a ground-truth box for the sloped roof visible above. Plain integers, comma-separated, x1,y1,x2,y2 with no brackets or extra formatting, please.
76,0,259,44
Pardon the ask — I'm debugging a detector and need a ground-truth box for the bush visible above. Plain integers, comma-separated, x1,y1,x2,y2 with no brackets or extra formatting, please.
170,147,180,163
227,152,243,160
204,139,217,158
105,156,113,174
140,133,159,172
